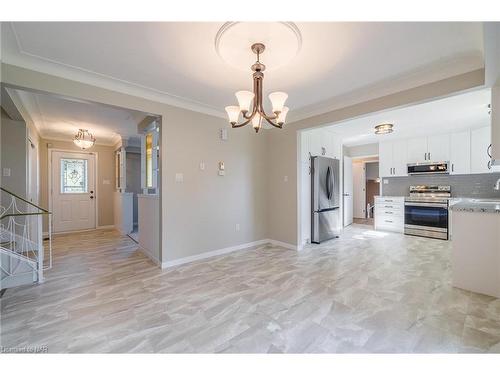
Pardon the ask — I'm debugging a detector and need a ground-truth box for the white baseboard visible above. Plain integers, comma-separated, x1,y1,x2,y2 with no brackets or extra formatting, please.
97,225,115,230
161,239,270,269
138,246,161,267
268,239,298,251
161,238,298,269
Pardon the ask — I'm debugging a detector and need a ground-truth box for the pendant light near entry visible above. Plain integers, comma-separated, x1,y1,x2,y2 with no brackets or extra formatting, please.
73,129,96,150
374,123,394,135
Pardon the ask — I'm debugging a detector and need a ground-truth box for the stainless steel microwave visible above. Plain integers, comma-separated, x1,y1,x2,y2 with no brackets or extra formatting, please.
407,162,449,175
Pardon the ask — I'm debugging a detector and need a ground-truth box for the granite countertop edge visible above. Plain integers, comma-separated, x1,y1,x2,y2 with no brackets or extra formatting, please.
449,198,500,214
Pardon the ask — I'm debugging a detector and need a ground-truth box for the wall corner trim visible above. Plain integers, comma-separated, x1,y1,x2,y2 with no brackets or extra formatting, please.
160,238,298,269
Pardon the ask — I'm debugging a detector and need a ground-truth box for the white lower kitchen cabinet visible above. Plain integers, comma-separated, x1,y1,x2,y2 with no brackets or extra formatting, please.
451,209,500,298
374,196,405,233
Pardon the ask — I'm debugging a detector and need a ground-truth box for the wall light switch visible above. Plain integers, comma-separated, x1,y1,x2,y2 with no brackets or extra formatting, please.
219,161,225,171
235,223,240,232
218,170,225,176
175,173,184,183
199,162,205,171
220,128,228,141
103,179,111,185
3,168,11,177
284,175,288,182
383,179,389,184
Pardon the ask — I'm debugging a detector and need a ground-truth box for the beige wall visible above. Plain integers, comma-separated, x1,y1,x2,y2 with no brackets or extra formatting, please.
1,108,27,197
1,62,486,260
1,63,268,263
38,139,116,231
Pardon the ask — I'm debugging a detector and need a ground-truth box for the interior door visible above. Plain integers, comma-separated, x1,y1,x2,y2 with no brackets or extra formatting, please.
352,161,366,219
343,156,353,226
52,151,96,233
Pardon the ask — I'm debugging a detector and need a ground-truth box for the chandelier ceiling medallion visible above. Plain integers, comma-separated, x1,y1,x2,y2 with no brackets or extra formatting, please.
73,129,96,150
225,43,289,133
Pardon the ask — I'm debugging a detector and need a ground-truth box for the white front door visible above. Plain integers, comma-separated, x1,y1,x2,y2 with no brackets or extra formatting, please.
343,156,353,227
52,151,96,233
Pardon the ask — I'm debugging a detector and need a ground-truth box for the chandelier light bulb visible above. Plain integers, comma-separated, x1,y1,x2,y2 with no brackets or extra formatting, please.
252,113,262,132
277,106,289,125
225,106,241,124
269,92,288,114
235,91,254,113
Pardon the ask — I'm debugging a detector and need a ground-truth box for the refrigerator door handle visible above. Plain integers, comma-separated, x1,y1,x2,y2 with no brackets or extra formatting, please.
326,166,332,200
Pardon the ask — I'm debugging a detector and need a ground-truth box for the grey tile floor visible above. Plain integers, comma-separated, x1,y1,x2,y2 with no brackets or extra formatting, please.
1,225,499,353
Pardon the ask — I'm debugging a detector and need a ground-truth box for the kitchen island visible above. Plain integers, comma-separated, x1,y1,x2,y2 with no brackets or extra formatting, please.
449,199,500,298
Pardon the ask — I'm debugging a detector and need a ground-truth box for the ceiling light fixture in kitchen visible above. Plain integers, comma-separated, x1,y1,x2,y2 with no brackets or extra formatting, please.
374,123,394,135
225,43,289,133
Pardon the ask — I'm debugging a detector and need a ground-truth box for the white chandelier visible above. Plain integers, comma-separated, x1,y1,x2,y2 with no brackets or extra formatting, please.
73,129,96,150
225,43,289,133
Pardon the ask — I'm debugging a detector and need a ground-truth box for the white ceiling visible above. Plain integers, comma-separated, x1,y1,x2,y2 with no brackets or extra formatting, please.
1,22,484,122
328,88,491,146
8,88,148,145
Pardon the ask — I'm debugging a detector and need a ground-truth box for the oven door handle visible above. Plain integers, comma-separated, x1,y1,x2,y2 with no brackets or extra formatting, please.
405,202,448,208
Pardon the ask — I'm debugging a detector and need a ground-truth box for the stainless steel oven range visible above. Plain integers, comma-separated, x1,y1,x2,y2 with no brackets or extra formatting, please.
404,185,451,240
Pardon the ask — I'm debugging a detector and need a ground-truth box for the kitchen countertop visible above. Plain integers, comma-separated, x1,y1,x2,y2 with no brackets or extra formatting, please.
449,198,500,213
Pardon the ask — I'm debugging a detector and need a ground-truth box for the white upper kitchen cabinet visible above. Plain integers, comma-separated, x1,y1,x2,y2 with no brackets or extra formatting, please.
379,140,407,177
450,130,471,175
392,139,408,176
427,134,450,162
406,137,427,163
379,141,393,177
308,130,323,156
471,126,492,174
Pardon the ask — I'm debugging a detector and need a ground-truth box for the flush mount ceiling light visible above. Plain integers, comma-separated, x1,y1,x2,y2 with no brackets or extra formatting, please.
225,43,289,133
374,123,394,135
73,129,96,150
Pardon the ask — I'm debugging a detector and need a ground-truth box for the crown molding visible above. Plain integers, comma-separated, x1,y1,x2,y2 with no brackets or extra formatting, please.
5,23,226,120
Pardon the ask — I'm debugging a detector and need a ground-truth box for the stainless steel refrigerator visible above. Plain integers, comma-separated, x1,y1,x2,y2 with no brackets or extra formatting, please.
311,156,341,243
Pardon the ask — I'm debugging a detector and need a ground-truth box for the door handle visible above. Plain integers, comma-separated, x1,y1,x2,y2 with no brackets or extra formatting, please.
90,196,94,199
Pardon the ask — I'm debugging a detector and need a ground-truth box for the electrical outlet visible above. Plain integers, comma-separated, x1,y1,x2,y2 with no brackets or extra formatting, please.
235,223,240,232
175,173,184,183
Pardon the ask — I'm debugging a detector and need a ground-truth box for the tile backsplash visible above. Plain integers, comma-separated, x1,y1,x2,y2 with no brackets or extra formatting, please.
381,173,500,198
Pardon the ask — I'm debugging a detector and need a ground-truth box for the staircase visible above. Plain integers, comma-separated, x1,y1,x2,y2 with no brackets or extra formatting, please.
0,187,52,291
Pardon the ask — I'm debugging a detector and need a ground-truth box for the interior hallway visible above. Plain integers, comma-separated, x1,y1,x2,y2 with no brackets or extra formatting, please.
1,226,500,353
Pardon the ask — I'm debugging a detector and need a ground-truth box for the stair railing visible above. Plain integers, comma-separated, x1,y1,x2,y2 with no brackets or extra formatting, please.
0,187,52,285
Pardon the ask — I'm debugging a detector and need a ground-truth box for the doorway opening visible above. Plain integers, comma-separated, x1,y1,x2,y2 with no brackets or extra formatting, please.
345,156,379,227
2,84,163,266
